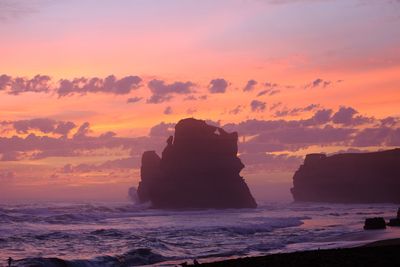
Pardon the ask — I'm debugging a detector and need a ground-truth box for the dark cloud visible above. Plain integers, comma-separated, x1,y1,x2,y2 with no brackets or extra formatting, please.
225,109,340,134
380,117,399,127
332,106,372,125
0,118,173,164
270,102,282,111
0,75,11,91
240,141,287,153
10,118,76,136
60,154,141,173
223,107,400,155
0,74,142,96
164,106,173,115
54,121,76,136
265,82,278,88
62,164,74,173
309,108,333,124
149,122,175,137
146,94,173,104
351,127,400,147
352,127,392,147
273,110,290,117
32,148,78,160
387,128,400,146
1,109,399,176
268,89,281,96
229,105,243,115
240,153,303,172
0,128,159,162
147,79,194,103
60,163,93,173
332,106,357,124
257,90,269,97
183,95,197,101
209,78,228,94
73,122,90,139
250,100,266,112
305,78,332,89
302,104,320,111
228,120,355,153
183,95,208,101
274,104,320,117
13,118,55,134
99,156,141,169
58,75,142,97
224,119,281,135
243,80,257,92
257,87,281,97
0,74,51,95
256,125,354,146
127,97,143,104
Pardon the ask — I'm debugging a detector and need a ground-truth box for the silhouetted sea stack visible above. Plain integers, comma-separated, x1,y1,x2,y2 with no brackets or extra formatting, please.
137,118,257,209
291,149,400,203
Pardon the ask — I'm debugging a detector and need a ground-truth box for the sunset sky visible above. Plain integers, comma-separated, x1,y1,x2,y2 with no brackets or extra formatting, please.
1,0,399,201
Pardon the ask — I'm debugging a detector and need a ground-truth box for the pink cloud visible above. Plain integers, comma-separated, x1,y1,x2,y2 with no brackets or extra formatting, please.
209,78,228,94
147,79,195,103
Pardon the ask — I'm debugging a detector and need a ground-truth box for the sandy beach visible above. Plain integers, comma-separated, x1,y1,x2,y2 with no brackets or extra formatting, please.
195,238,400,266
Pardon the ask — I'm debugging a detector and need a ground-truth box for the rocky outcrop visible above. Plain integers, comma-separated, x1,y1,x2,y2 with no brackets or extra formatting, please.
388,218,400,227
364,217,387,230
388,208,400,227
137,118,257,209
291,149,400,203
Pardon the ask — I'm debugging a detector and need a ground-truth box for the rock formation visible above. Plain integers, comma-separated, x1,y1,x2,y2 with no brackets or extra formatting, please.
388,218,400,227
388,208,400,227
291,149,400,203
364,217,387,230
137,118,257,209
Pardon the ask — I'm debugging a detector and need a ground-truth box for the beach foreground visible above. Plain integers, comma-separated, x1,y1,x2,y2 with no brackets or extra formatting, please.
3,202,400,266
196,239,400,267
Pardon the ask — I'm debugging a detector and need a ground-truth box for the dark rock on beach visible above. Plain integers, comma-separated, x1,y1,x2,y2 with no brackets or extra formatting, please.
137,118,257,209
363,217,386,230
388,218,400,227
195,243,400,267
291,148,400,203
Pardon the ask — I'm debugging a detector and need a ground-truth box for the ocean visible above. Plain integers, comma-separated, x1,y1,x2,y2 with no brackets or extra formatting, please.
1,201,400,266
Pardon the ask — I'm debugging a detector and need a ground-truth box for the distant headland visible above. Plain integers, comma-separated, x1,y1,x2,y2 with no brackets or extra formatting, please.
291,148,400,203
137,118,257,209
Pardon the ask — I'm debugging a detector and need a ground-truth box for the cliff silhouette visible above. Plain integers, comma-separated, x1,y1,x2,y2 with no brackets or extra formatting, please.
291,148,400,203
137,118,257,209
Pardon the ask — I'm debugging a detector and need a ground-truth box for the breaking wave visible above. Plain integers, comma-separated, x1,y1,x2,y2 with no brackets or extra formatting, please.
13,248,167,267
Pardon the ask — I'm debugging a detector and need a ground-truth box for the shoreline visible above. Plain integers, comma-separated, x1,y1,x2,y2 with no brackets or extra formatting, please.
9,237,400,266
193,238,400,266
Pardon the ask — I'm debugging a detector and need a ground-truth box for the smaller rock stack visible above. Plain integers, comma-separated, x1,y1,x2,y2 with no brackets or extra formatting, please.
291,149,400,203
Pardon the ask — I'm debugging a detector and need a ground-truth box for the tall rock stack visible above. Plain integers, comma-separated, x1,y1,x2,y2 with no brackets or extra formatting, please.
291,149,400,203
137,118,257,209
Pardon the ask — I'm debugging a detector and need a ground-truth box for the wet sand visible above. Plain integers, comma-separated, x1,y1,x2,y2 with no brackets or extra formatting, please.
194,238,400,267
